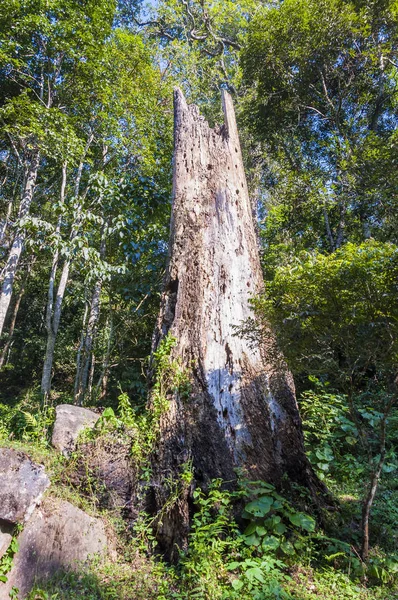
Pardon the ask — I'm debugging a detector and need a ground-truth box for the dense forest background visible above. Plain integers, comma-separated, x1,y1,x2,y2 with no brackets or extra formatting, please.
0,1,397,599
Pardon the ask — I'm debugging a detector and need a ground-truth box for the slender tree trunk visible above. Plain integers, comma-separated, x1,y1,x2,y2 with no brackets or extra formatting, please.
0,162,23,266
41,133,93,400
0,144,22,250
0,262,31,368
323,207,335,251
74,234,105,405
0,197,14,246
41,259,71,399
74,301,89,401
0,151,39,336
335,200,346,249
74,277,102,405
87,352,95,401
40,163,68,400
94,311,114,403
149,90,324,557
361,396,395,562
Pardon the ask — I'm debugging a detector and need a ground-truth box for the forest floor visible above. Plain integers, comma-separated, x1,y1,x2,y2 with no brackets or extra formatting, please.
0,392,397,600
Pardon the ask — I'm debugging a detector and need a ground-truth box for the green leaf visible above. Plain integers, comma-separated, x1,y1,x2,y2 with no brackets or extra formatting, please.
245,567,265,583
274,522,287,535
244,534,261,546
317,462,330,471
244,522,257,536
226,561,241,571
102,407,115,418
245,496,273,517
231,579,244,591
288,512,316,532
280,541,295,555
264,516,281,528
262,536,280,551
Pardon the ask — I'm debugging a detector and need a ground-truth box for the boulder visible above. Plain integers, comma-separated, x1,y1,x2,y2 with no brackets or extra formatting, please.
51,404,99,456
0,448,50,524
0,497,108,600
0,533,12,560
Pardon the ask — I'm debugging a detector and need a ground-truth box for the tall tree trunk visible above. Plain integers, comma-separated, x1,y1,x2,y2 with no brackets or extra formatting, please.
41,133,93,400
41,259,70,399
74,300,90,401
94,311,114,403
0,151,39,336
40,163,68,401
149,89,323,557
0,262,32,368
74,234,105,406
361,395,395,562
0,197,14,247
87,351,95,401
74,277,102,405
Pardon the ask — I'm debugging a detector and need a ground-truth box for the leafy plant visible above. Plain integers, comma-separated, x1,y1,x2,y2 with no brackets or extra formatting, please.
240,481,315,559
0,534,19,584
299,379,360,481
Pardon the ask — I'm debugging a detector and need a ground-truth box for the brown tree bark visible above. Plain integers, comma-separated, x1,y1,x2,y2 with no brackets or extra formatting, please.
149,89,323,557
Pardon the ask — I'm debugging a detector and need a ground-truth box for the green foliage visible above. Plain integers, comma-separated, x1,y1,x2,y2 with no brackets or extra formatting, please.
0,388,54,446
242,0,398,249
299,379,360,481
0,1,397,599
94,334,190,471
240,481,315,558
128,334,191,468
170,479,288,600
142,0,262,118
0,532,19,584
252,240,398,389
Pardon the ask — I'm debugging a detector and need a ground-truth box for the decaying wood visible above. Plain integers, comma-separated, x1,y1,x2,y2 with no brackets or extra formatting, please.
150,89,322,557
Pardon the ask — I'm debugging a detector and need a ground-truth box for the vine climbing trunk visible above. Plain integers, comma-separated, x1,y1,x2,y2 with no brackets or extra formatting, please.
150,89,324,558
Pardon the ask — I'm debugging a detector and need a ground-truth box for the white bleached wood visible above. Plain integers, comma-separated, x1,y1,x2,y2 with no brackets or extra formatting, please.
150,89,321,557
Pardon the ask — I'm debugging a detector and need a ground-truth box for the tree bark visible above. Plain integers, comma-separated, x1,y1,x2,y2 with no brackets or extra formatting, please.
150,89,323,557
360,395,395,562
94,311,114,403
41,163,68,400
41,133,93,400
0,197,14,248
74,233,106,406
74,300,89,401
0,151,39,336
41,258,70,399
0,262,31,368
74,277,102,405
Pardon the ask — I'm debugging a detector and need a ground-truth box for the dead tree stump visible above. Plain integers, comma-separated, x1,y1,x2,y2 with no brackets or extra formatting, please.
150,89,322,558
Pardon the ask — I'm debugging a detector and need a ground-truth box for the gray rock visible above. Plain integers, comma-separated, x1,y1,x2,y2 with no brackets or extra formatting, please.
0,533,12,560
0,497,108,599
0,448,50,524
51,404,99,456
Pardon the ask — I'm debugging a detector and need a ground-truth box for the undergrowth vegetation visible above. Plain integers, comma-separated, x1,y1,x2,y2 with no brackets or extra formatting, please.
1,361,397,600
